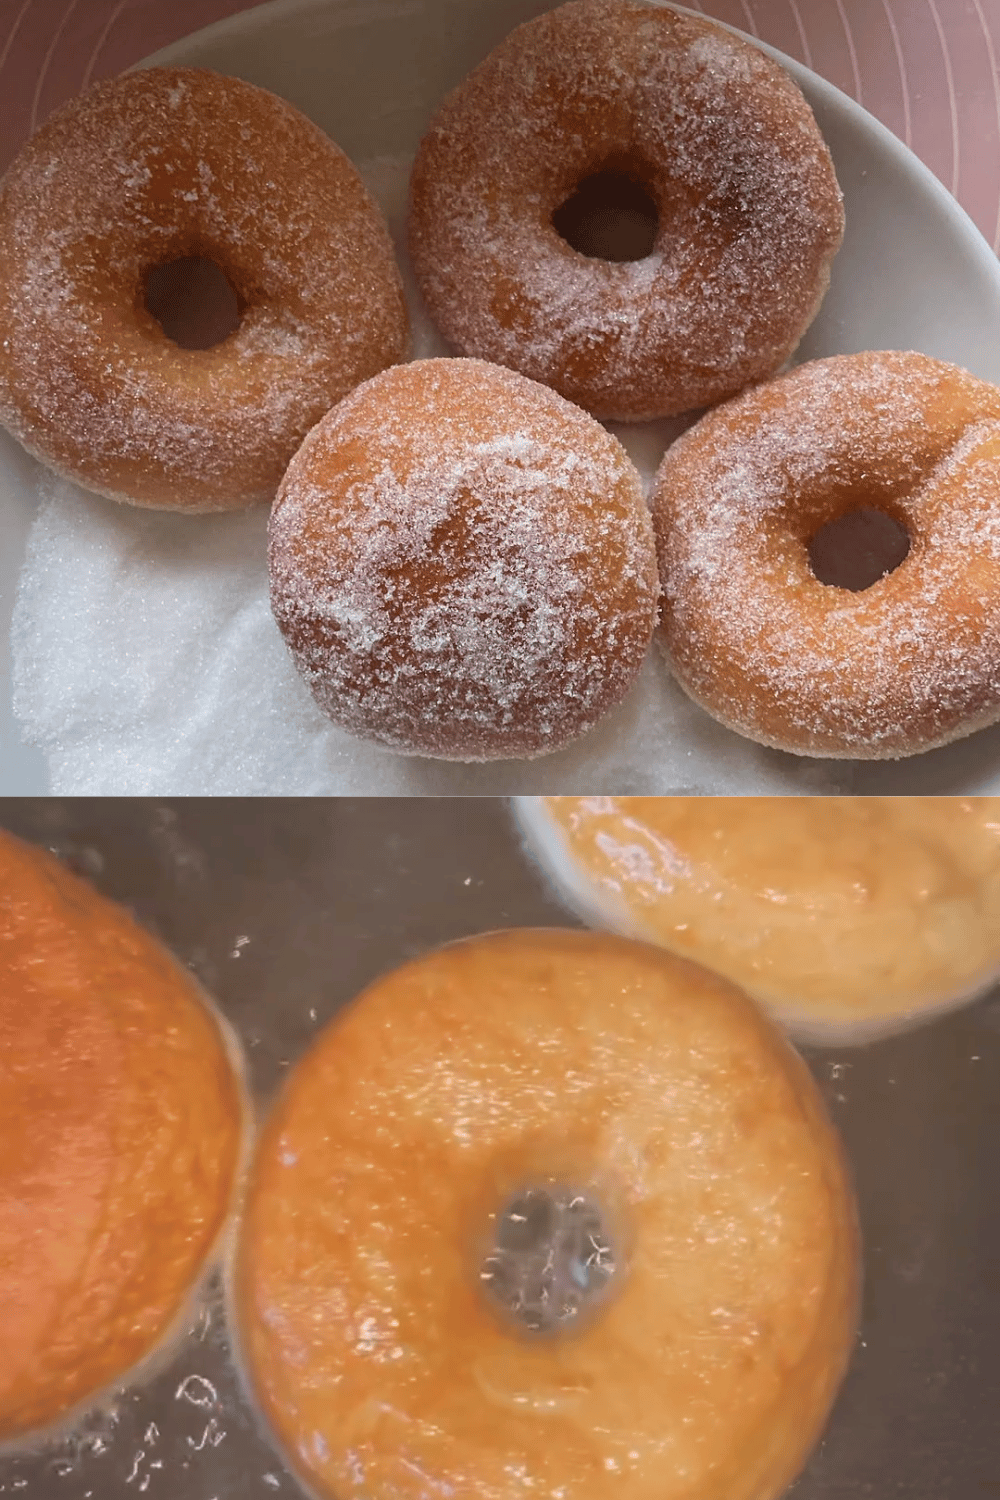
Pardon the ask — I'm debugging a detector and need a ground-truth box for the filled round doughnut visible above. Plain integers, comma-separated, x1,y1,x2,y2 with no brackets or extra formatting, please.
0,67,408,511
268,357,658,760
408,0,844,422
517,796,1000,1043
652,351,1000,758
0,829,245,1441
236,927,858,1500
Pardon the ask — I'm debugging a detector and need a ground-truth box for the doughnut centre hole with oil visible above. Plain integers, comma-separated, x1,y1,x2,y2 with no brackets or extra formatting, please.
553,168,659,262
808,506,911,591
480,1186,617,1334
144,256,242,349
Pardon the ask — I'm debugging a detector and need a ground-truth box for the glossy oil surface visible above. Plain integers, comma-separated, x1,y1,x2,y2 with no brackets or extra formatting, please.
0,798,996,1499
237,928,857,1500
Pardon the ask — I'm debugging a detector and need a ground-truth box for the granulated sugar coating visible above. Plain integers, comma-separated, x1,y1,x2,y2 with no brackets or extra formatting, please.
9,156,685,795
269,358,658,760
653,351,1000,759
11,158,1000,794
6,468,697,793
408,0,843,422
0,67,407,511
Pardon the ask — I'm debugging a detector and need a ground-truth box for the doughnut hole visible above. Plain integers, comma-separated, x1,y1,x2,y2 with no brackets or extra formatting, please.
808,506,911,591
143,255,244,350
552,159,659,263
479,1184,620,1336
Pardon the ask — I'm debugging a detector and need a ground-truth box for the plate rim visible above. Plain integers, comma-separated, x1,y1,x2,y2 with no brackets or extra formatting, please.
136,0,1000,304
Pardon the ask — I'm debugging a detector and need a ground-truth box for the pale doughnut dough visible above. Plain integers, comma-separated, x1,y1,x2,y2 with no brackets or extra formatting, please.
235,928,858,1500
516,796,1000,1042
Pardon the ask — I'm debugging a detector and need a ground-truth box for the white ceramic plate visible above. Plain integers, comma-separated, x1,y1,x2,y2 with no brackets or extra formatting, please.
4,0,1000,794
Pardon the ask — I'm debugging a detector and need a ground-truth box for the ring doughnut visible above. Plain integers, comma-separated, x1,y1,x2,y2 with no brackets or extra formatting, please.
408,0,844,421
652,351,1000,758
0,67,408,511
236,927,858,1500
0,829,244,1441
268,357,658,761
516,796,1000,1043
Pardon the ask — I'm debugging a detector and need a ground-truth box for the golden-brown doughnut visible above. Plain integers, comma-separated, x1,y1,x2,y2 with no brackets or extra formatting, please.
0,67,408,511
652,351,1000,758
236,928,858,1500
268,358,658,760
517,796,1000,1042
0,829,244,1442
408,0,844,421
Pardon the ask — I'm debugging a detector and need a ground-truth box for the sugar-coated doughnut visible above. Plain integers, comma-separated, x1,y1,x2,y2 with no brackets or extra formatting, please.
0,829,244,1441
236,928,858,1500
268,358,658,760
652,351,1000,758
0,67,408,511
517,796,1000,1043
408,0,843,422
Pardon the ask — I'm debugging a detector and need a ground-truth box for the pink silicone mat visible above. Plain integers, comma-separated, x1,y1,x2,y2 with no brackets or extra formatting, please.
2,0,1000,252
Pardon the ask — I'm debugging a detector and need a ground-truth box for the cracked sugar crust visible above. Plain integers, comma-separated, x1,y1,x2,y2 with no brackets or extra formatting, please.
268,358,659,762
651,350,1000,759
0,67,408,511
408,0,844,422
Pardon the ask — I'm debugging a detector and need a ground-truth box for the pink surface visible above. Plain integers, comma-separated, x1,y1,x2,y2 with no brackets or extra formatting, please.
2,0,1000,251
